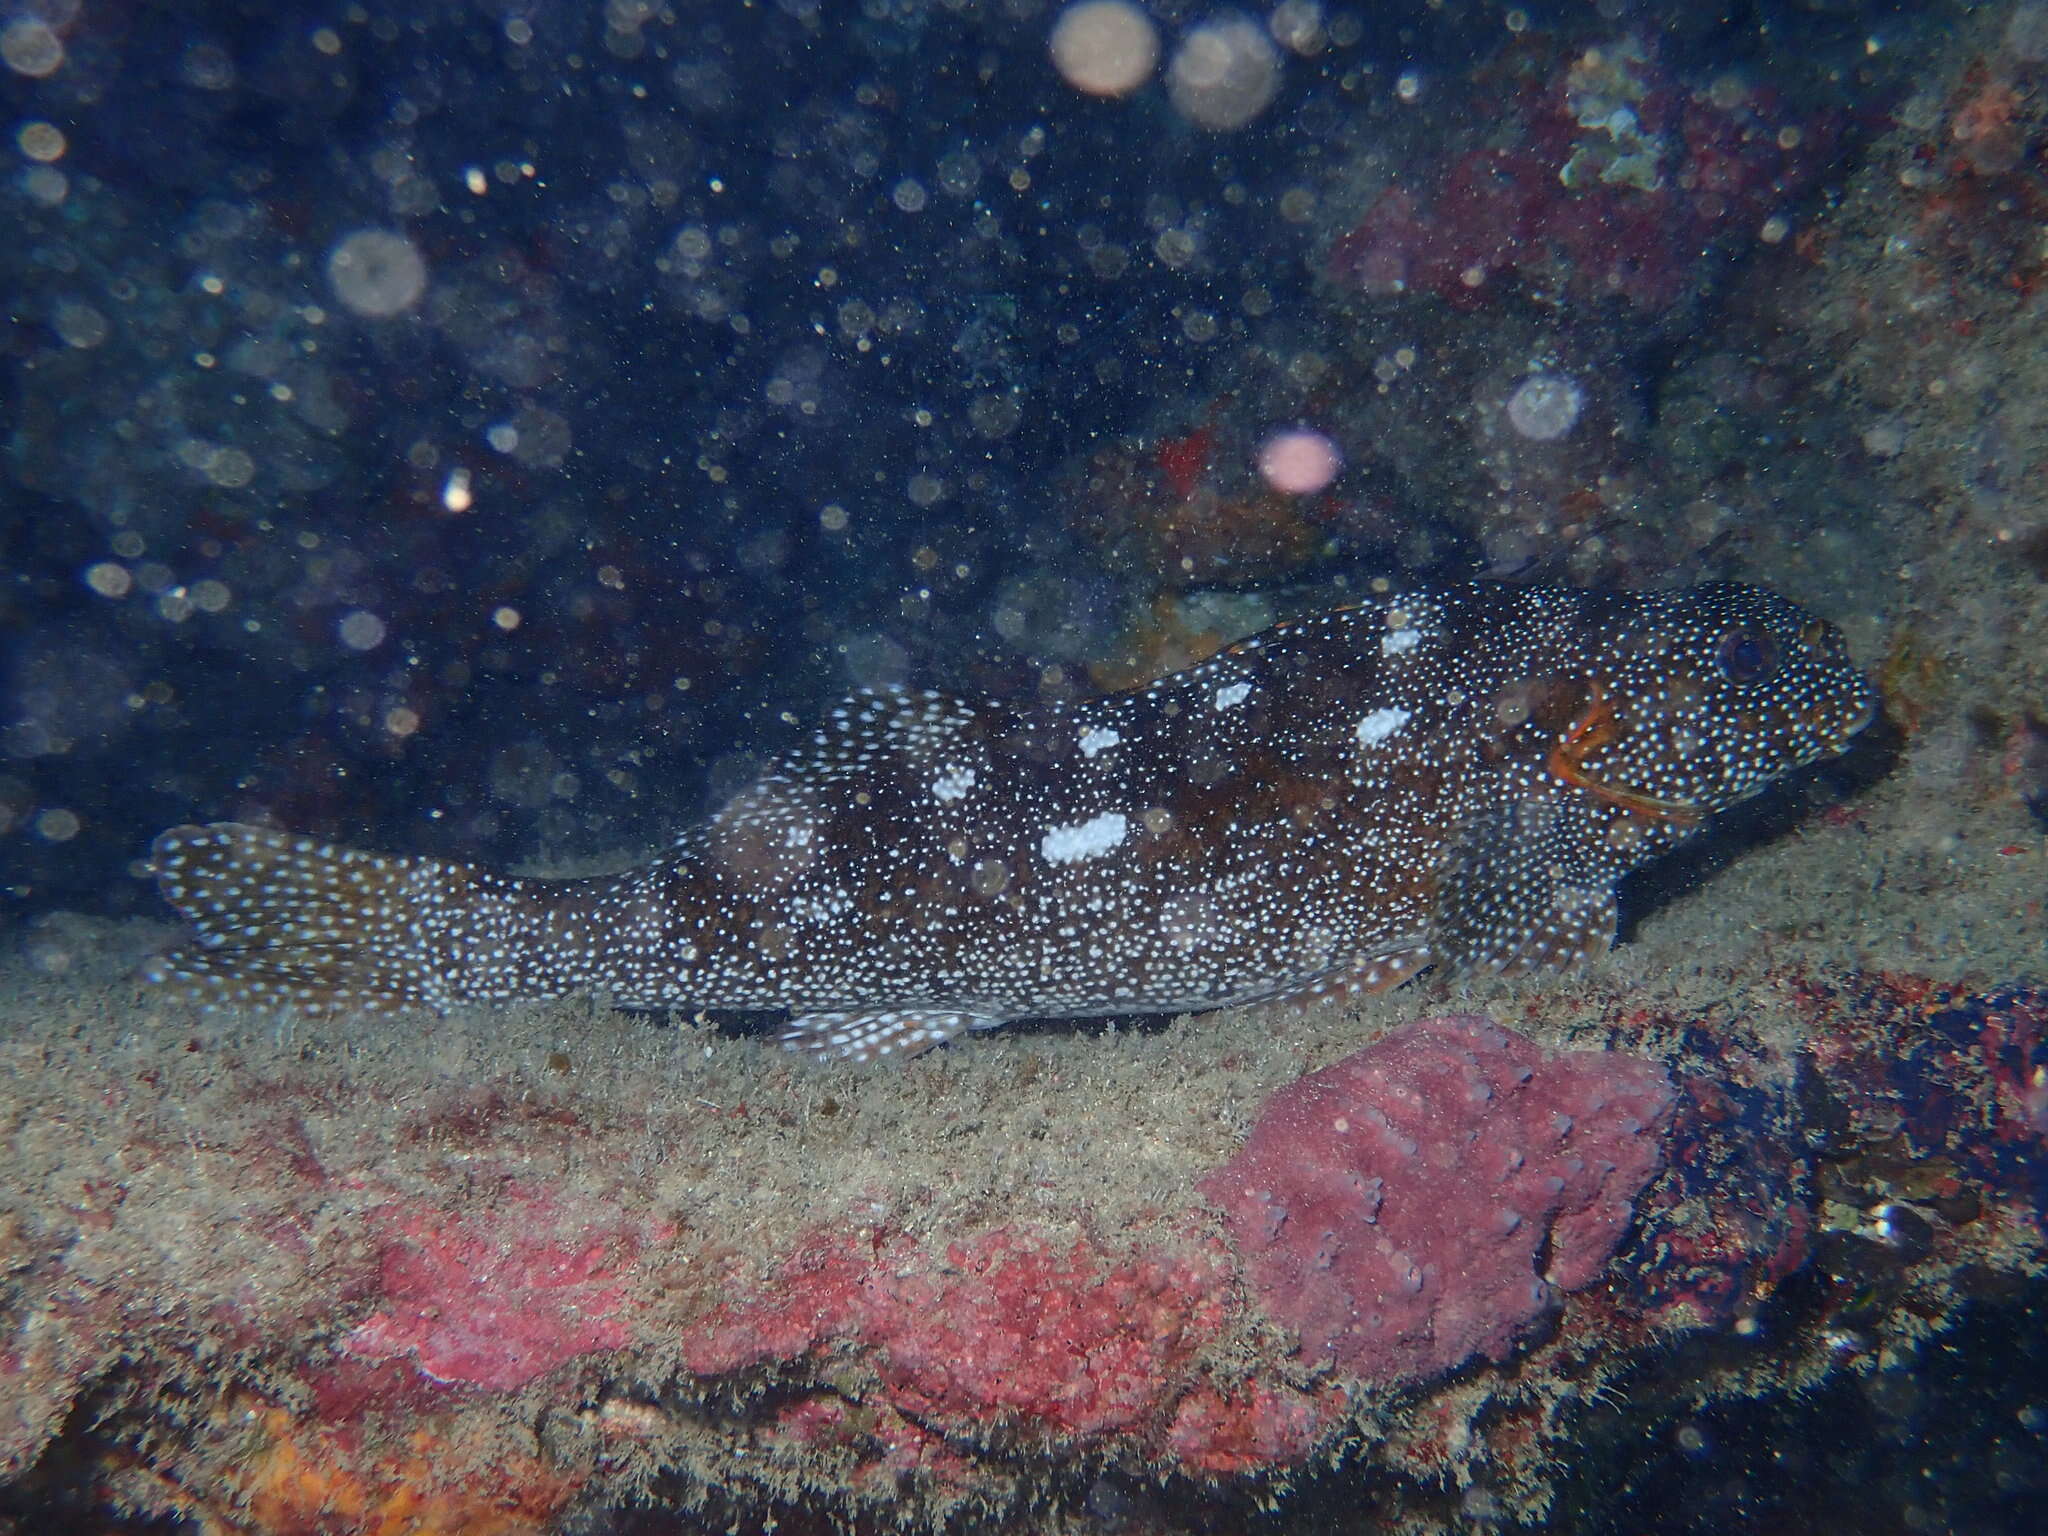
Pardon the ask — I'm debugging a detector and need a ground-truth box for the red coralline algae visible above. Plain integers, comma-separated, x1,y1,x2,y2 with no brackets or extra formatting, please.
1329,34,1830,315
680,1226,1234,1442
340,1186,648,1391
1166,1381,1335,1475
1200,1015,1673,1386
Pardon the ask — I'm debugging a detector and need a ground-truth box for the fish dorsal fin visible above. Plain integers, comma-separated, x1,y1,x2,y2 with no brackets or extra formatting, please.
1435,798,1620,976
690,685,1002,868
784,685,991,781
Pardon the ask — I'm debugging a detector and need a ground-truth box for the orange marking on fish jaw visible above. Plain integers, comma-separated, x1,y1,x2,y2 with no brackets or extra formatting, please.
1547,684,1703,828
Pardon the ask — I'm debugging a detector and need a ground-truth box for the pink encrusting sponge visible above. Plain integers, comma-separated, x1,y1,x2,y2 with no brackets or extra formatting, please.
1200,1015,1675,1385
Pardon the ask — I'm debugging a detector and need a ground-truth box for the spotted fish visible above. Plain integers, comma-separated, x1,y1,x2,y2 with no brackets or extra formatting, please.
146,583,1876,1062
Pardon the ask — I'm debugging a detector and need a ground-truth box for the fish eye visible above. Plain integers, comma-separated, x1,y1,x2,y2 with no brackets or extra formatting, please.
1715,628,1776,684
1799,618,1844,658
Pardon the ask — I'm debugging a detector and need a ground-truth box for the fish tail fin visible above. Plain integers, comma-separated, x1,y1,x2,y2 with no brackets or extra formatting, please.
144,822,492,1013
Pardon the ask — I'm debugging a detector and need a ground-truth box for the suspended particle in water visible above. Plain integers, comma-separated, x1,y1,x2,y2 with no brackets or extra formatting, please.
1505,373,1585,442
181,41,236,91
1270,1,1327,56
1169,16,1280,130
1050,1,1159,98
327,229,428,318
338,610,387,651
1258,429,1342,495
16,120,64,161
1,19,64,78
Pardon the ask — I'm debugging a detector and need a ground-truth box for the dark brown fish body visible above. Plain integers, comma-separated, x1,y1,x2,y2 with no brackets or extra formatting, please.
147,583,1876,1061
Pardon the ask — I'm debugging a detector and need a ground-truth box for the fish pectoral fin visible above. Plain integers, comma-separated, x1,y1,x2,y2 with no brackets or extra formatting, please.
1437,800,1621,977
781,1007,1004,1064
1488,884,1618,977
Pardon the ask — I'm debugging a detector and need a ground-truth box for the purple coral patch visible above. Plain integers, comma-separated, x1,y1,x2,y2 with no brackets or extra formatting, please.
1200,1014,1674,1386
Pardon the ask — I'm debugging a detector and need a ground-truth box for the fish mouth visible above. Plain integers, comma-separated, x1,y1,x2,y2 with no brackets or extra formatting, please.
1548,687,1704,829
1810,691,1879,753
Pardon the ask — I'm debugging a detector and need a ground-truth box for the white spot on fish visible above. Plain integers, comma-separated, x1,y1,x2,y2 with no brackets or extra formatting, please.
1214,681,1251,711
931,766,976,802
1040,811,1128,865
789,888,857,925
1356,706,1411,747
1078,725,1120,758
1381,628,1421,656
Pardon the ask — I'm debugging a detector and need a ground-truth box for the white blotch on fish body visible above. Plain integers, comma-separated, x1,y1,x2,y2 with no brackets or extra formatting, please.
1040,811,1129,865
1357,707,1412,747
931,766,976,802
1214,682,1251,710
1078,725,1121,757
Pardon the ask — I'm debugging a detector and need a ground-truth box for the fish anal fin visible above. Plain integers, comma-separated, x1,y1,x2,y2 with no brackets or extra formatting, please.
1490,883,1617,977
781,1007,1004,1064
1270,943,1433,1011
1344,944,1434,995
